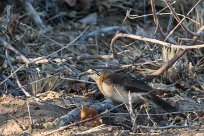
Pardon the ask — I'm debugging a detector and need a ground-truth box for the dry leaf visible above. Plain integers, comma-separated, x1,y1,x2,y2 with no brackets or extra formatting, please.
78,12,97,25
80,105,103,127
71,82,86,92
79,0,93,9
64,0,76,7
81,105,90,120
7,14,20,36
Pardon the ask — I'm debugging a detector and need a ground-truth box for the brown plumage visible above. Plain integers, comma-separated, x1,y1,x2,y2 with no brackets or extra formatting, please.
82,69,177,112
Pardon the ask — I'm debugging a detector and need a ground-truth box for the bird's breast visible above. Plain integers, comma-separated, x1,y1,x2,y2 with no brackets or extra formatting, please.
101,82,130,103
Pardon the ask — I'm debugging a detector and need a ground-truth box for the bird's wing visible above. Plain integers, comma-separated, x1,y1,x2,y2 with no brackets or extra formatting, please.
103,73,151,93
127,79,177,112
125,78,152,93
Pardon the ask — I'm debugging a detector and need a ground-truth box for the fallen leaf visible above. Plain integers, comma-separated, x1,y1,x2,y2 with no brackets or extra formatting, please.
79,0,93,9
7,14,20,36
71,82,86,92
64,0,76,7
80,105,103,127
78,12,97,25
81,105,90,120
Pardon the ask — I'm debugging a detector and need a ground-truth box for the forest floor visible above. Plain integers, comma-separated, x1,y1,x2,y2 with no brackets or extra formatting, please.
0,0,204,135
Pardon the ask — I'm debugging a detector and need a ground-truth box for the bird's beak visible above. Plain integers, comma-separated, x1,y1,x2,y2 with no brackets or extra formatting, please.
78,71,90,78
78,70,91,78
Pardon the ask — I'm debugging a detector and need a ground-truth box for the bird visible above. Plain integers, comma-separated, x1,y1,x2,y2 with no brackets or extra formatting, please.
80,69,177,112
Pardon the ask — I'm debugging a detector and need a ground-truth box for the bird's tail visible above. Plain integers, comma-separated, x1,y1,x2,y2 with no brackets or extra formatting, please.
146,92,177,112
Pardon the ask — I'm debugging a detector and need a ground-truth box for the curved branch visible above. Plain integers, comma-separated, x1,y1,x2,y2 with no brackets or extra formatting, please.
110,25,204,81
110,33,204,58
144,26,204,81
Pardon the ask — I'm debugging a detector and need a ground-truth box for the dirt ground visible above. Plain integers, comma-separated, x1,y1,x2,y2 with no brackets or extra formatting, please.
0,94,66,135
0,94,204,136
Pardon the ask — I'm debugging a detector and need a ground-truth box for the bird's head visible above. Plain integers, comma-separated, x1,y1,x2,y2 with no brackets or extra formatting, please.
79,69,101,81
79,69,112,82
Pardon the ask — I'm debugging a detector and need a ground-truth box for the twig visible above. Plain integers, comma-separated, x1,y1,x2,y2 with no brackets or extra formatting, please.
128,13,199,25
128,92,136,131
26,99,33,127
0,65,24,86
79,26,131,41
138,124,201,130
19,23,78,54
163,0,202,42
1,74,18,88
0,38,30,65
74,124,107,135
144,26,204,81
0,27,88,90
5,50,31,97
27,54,114,64
109,24,204,81
20,0,44,28
109,110,204,116
110,33,204,58
151,0,176,44
27,27,89,64
61,77,96,84
163,0,202,36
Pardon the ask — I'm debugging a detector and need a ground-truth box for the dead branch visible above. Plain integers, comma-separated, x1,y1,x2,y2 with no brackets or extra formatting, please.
45,99,122,136
27,54,114,64
110,33,204,58
144,26,204,81
128,13,199,25
1,74,18,89
20,0,44,28
151,0,176,44
163,0,202,36
0,38,30,65
80,26,131,41
54,99,116,126
138,124,201,130
5,50,31,97
163,0,202,42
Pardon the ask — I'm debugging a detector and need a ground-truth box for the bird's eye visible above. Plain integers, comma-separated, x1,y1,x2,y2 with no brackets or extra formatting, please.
89,69,101,76
93,69,100,76
95,71,101,76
